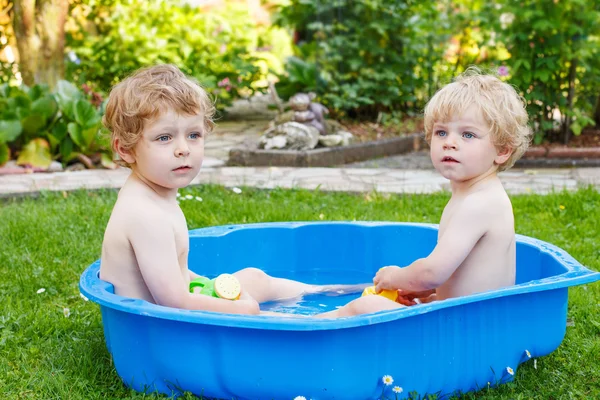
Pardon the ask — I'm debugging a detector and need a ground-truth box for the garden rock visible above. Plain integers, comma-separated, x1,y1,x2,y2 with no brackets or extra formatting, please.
258,122,320,151
318,131,355,147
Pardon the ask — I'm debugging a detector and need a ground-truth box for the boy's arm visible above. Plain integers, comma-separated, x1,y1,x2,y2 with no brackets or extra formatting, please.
129,214,259,315
375,198,490,293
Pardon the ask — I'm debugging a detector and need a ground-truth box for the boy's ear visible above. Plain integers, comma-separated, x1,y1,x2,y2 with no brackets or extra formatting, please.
114,138,136,164
494,146,513,165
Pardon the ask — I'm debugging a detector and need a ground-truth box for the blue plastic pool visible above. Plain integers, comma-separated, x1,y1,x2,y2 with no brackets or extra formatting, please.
80,222,600,399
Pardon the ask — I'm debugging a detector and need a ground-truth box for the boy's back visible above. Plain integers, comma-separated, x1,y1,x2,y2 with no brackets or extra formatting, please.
435,178,515,300
100,176,191,302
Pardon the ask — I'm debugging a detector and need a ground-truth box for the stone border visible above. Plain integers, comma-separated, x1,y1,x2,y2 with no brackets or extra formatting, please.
228,133,427,167
516,146,600,168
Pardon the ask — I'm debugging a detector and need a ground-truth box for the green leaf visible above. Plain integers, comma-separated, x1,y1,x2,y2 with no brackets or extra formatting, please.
16,138,52,168
21,115,47,136
51,122,68,141
11,94,31,109
0,120,23,143
571,122,582,136
67,122,85,149
0,142,9,166
26,84,50,101
81,126,99,149
56,80,81,104
46,133,60,151
100,152,118,169
55,81,81,120
31,95,58,120
59,136,74,161
74,99,101,128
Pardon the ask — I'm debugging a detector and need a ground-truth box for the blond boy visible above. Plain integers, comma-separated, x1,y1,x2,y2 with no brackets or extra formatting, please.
318,68,532,318
99,64,365,316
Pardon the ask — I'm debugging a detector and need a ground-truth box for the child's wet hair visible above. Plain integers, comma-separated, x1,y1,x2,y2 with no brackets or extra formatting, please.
103,64,216,167
424,67,532,171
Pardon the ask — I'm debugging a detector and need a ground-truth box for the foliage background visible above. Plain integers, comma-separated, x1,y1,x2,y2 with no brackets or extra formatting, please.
1,0,599,168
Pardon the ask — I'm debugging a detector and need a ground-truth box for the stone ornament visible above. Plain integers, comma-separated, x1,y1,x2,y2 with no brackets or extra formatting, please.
258,91,354,151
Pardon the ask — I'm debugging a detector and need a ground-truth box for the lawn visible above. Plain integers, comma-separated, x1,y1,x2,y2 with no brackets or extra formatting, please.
1,185,599,399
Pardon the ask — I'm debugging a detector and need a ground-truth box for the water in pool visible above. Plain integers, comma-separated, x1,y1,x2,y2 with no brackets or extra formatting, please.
260,292,361,315
256,269,370,316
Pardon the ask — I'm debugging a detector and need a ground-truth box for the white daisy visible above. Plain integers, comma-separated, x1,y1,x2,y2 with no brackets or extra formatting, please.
392,386,403,393
525,349,531,358
36,288,45,294
382,375,394,386
506,367,514,375
185,194,193,200
63,308,70,318
195,196,203,202
293,397,306,400
232,187,242,194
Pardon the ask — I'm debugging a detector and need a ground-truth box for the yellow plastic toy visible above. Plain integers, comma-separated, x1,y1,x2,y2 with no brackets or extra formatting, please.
189,273,241,300
361,286,399,302
361,267,399,302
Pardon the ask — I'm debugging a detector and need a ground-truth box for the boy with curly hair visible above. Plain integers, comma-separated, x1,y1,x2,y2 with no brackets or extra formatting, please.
100,64,365,316
318,68,532,318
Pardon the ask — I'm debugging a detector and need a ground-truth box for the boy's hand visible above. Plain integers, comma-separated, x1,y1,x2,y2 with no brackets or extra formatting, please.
396,289,436,306
373,265,402,292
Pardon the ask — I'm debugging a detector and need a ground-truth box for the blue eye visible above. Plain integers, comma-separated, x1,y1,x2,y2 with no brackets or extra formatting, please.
463,132,475,139
435,130,447,137
189,131,203,139
157,135,170,142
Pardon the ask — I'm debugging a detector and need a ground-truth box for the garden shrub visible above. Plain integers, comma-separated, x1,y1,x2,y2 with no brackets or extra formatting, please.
0,81,108,168
484,0,600,143
66,0,292,112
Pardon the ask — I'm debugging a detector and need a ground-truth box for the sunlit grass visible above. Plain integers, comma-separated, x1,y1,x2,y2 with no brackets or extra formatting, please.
1,186,598,399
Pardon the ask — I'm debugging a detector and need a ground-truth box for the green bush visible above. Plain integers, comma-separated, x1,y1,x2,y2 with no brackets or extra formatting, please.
274,1,447,119
0,81,109,168
66,0,292,112
484,0,600,143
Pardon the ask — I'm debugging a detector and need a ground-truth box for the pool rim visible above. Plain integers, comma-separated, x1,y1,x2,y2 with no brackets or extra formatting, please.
79,221,600,331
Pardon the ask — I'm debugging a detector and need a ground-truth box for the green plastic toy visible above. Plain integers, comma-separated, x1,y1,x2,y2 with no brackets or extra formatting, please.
189,273,241,300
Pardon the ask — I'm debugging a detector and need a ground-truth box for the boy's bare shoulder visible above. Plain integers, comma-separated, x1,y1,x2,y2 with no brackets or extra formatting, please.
459,183,511,217
110,187,172,230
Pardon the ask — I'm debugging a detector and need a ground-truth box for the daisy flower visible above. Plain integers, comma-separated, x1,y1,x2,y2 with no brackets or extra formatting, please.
232,187,242,194
293,397,306,400
382,375,394,386
525,349,531,358
506,367,514,376
392,386,403,394
36,288,46,294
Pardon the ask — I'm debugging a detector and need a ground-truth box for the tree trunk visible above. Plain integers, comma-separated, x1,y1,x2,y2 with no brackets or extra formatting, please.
11,0,69,89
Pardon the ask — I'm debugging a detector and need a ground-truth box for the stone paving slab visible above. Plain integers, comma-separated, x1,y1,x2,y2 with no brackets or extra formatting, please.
2,166,598,198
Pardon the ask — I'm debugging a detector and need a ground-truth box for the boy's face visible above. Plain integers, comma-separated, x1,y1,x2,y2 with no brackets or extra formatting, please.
120,108,205,192
430,104,511,183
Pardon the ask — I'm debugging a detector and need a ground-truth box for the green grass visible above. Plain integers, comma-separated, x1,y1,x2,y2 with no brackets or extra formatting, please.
1,185,599,400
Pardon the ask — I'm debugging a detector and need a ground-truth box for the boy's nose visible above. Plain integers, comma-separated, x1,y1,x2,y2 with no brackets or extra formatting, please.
443,135,458,150
175,141,190,157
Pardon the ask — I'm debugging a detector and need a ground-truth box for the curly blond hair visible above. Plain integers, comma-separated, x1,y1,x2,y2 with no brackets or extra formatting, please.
423,67,532,171
103,64,216,167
